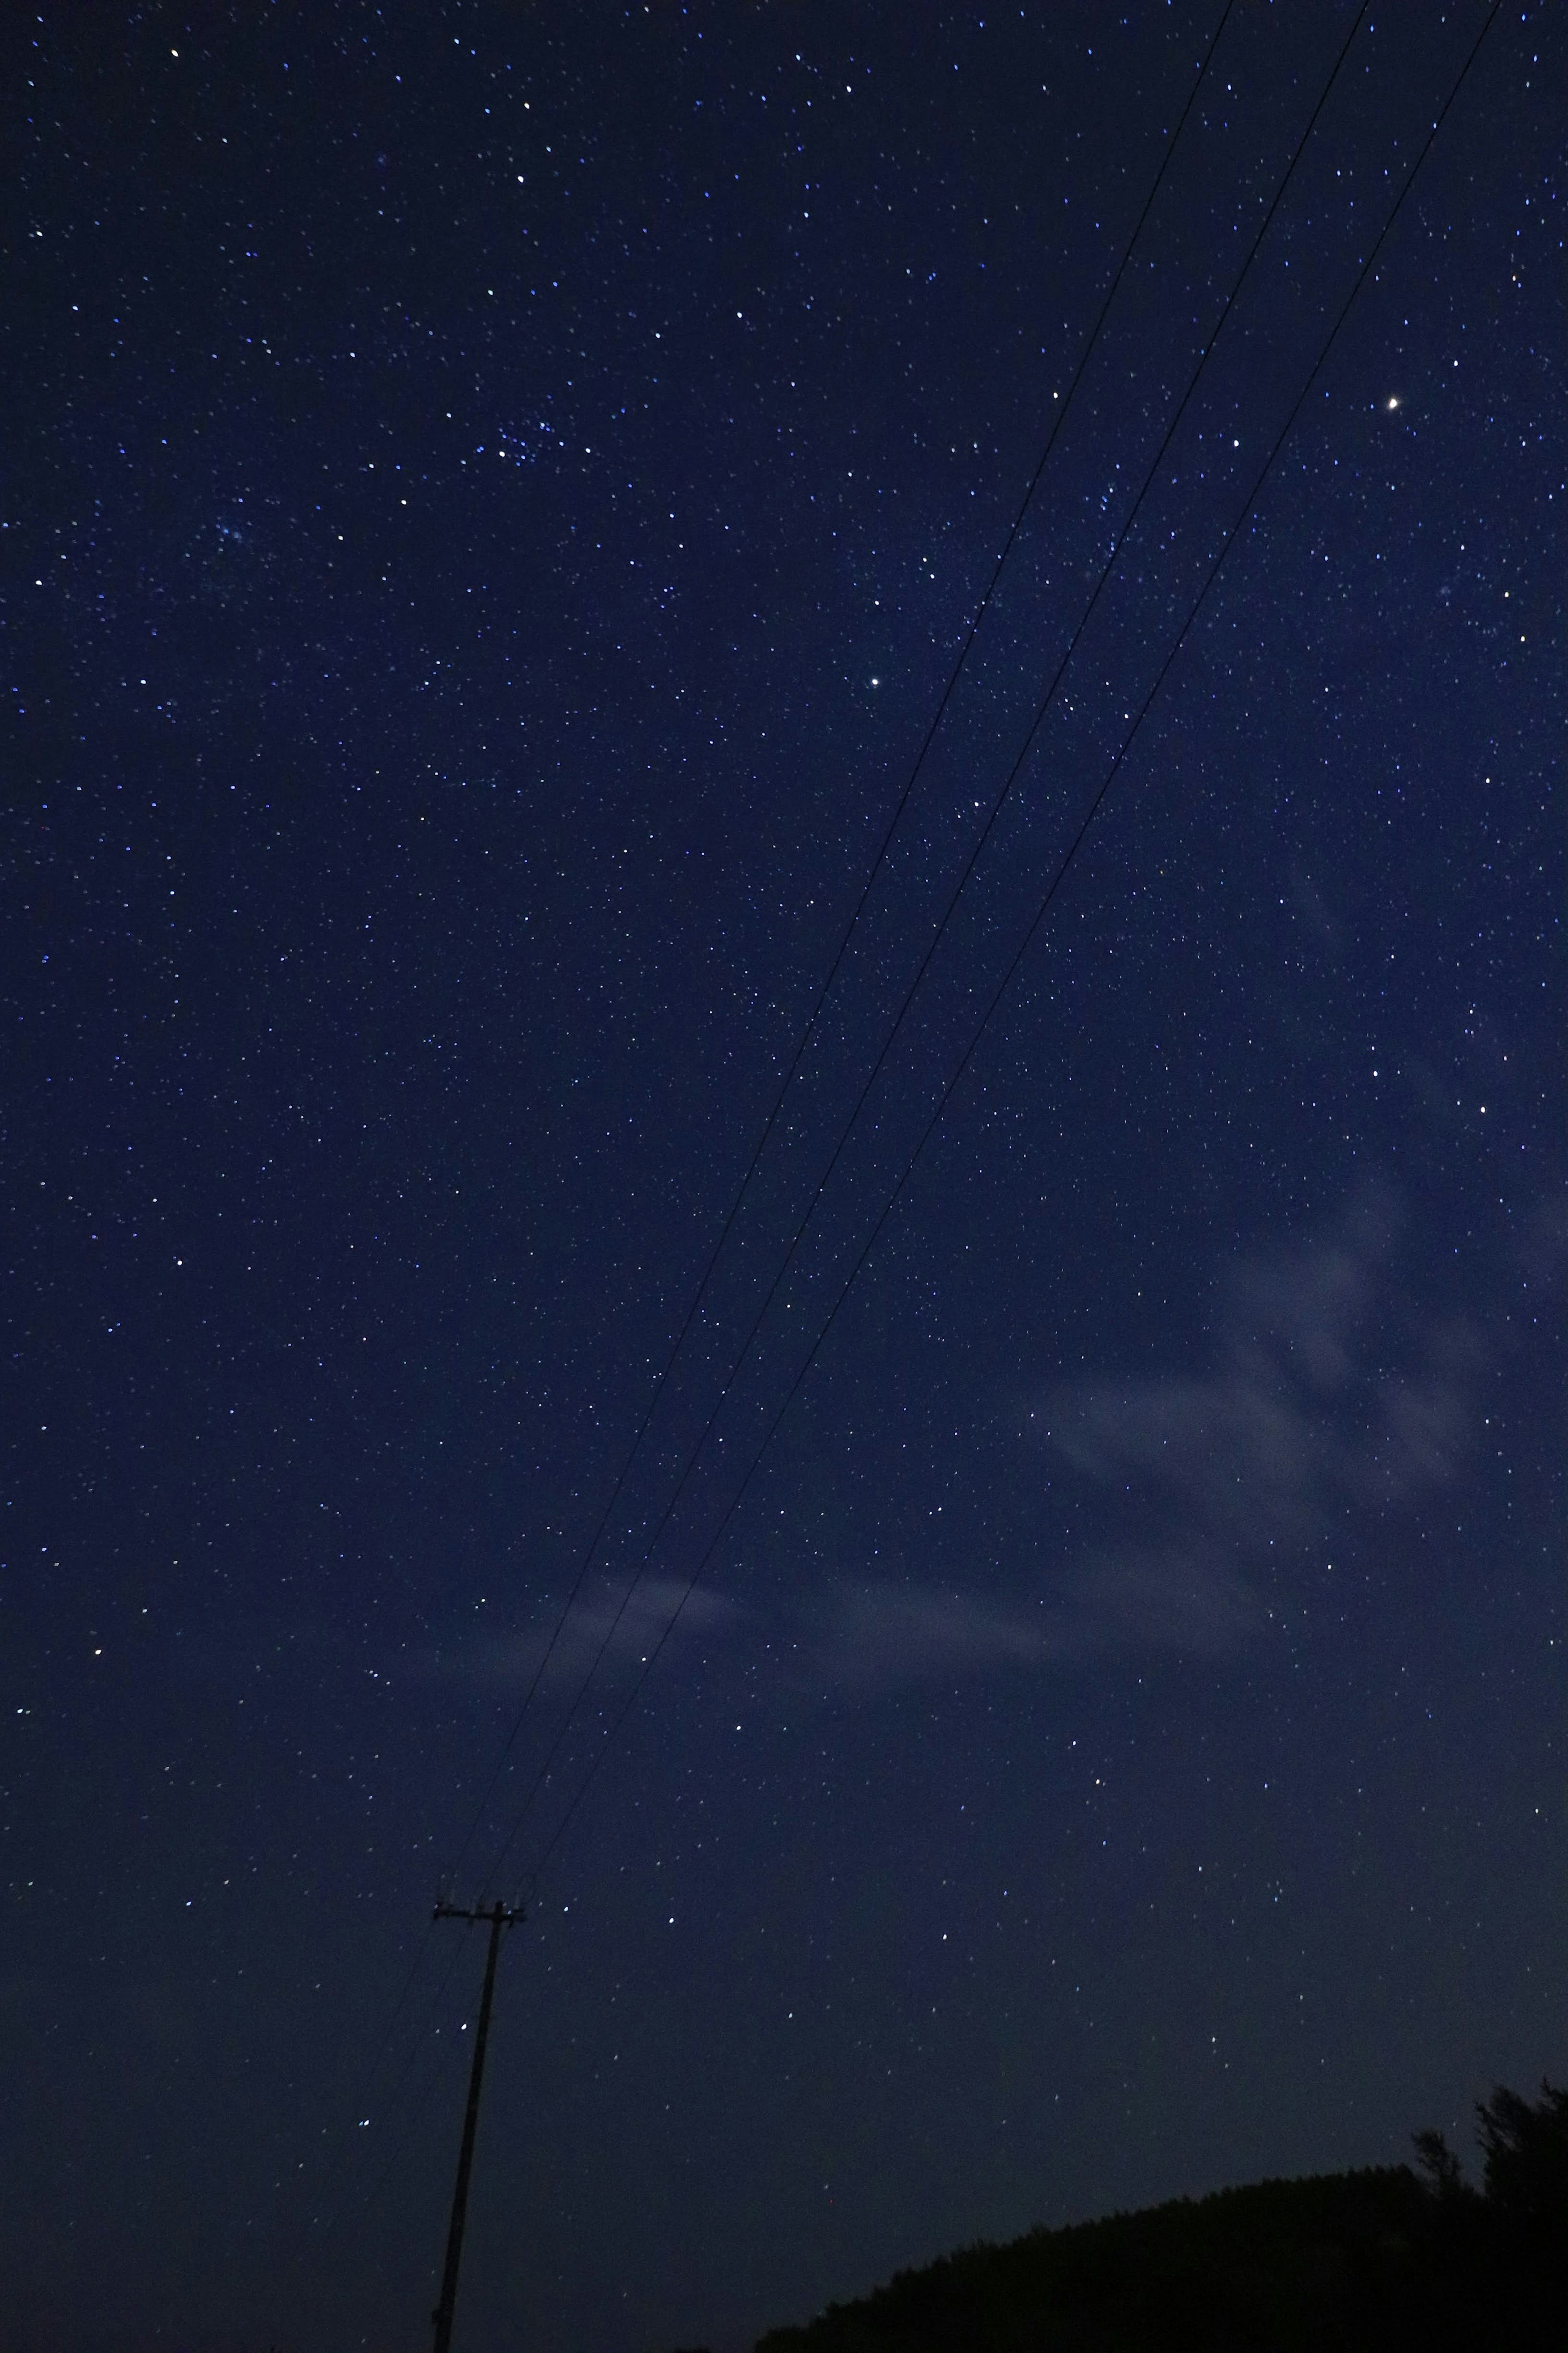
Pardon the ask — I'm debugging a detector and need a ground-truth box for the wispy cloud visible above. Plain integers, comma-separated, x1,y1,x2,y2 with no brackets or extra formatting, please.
821,1581,1054,1685
1032,1186,1478,1648
814,1550,1259,1689
407,1576,743,1690
410,1187,1554,1701
813,1188,1490,1688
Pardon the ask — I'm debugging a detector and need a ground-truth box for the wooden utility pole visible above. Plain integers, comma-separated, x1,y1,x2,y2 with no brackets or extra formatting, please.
430,1898,522,2353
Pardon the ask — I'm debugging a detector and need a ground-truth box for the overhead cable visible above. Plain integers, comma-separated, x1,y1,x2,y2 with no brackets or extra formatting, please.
509,0,1504,1909
477,0,1378,1888
309,11,1238,2230
313,1,1237,2227
443,0,1239,1906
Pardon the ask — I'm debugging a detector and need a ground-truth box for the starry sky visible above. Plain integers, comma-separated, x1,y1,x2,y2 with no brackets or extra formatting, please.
5,3,1562,2350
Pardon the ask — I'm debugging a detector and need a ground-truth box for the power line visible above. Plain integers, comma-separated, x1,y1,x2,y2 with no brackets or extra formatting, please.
475,0,1376,1889
341,2020,459,2238
510,0,1504,1911
325,0,1499,2248
319,0,1237,2211
311,1931,470,2244
334,0,1502,2282
438,0,1236,1894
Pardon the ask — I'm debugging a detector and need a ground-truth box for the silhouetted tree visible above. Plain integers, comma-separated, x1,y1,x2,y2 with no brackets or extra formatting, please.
1475,2078,1568,2235
1411,2126,1468,2201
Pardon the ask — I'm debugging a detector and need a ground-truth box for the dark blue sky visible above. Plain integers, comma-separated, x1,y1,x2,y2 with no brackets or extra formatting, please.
6,4,1561,2350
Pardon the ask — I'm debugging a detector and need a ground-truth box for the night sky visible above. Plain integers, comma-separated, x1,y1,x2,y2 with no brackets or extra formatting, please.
6,4,1562,2351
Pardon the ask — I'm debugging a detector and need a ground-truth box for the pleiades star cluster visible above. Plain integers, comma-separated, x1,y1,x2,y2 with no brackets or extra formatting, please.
5,5,1561,2351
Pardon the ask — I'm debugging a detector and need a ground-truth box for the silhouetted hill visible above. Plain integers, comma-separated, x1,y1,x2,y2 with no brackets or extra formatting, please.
757,2170,1432,2353
754,2082,1567,2353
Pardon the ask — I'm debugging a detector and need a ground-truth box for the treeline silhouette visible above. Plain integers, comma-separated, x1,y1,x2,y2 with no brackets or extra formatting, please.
741,2077,1566,2353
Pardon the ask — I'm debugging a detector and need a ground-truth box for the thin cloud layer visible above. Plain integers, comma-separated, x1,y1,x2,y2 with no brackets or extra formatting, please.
1036,1188,1479,1644
823,1581,1054,1685
415,1192,1544,1700
816,1549,1259,1690
410,1576,743,1690
814,1190,1490,1688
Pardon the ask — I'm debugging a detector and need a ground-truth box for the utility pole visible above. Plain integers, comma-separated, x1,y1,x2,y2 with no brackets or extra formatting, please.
430,1898,522,2353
